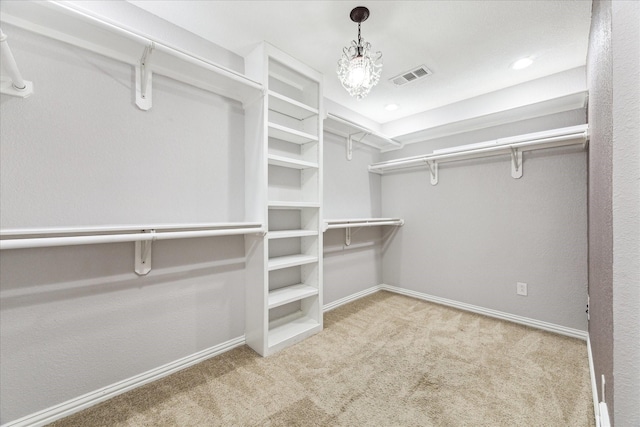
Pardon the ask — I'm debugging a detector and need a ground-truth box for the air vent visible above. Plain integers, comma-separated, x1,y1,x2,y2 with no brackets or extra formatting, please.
389,65,433,86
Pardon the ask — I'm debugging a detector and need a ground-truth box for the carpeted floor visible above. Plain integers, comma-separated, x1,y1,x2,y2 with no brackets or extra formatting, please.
49,291,594,426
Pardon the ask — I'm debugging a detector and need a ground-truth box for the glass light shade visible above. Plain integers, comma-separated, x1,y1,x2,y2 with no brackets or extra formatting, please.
337,38,382,100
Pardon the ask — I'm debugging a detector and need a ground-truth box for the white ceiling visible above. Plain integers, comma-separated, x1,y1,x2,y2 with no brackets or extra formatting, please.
127,0,592,125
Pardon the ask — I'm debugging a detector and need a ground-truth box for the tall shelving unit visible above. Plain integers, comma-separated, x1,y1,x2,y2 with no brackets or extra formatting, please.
244,43,323,356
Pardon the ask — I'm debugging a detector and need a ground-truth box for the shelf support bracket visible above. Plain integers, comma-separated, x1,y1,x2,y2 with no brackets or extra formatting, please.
345,227,352,246
510,146,523,179
134,229,155,275
347,135,353,161
425,160,438,185
135,43,154,111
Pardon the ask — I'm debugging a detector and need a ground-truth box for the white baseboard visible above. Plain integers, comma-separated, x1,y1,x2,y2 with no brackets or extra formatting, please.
323,285,382,312
587,336,601,427
1,336,245,427
5,285,588,427
379,284,588,340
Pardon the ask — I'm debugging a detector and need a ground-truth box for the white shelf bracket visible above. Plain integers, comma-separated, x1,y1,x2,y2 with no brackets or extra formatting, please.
135,43,154,111
345,227,352,246
425,160,438,185
347,135,354,161
346,132,370,161
134,229,155,275
510,146,523,179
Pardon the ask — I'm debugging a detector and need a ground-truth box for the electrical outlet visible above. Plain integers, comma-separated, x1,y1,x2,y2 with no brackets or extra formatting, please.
517,282,528,296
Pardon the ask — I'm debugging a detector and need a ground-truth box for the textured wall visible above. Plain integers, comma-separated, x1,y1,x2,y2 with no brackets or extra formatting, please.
586,0,615,417
611,1,640,425
0,25,246,423
323,132,383,304
380,111,588,330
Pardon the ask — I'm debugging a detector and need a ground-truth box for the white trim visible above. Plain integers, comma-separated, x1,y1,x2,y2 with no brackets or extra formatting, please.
1,336,245,427
588,336,601,427
379,285,588,340
322,285,382,312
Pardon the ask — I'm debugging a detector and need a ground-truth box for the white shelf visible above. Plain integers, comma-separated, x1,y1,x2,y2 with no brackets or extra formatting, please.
268,284,318,309
268,254,318,271
268,313,320,348
268,91,318,120
268,229,318,239
268,154,318,170
268,123,318,145
268,201,320,209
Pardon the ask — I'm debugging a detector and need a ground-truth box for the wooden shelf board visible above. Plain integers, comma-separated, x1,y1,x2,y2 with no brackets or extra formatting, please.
268,313,320,348
268,229,318,239
268,91,318,120
268,254,318,271
268,201,320,209
268,284,318,309
268,154,318,170
268,123,318,145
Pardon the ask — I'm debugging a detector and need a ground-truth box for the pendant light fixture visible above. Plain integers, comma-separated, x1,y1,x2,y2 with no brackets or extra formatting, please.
337,6,383,100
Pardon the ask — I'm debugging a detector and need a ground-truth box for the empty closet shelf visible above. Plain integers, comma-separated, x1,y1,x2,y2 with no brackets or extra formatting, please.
268,230,318,239
268,254,318,270
268,91,318,120
268,284,318,309
268,154,318,169
268,314,320,348
268,123,318,145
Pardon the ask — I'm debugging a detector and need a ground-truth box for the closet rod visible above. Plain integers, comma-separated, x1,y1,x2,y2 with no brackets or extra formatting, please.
369,127,588,173
326,113,403,147
46,1,262,92
0,225,264,250
324,220,404,230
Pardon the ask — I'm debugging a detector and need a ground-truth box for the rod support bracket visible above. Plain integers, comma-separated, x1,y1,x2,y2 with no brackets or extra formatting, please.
510,146,523,179
347,135,354,161
345,227,351,246
135,43,154,110
134,229,156,275
425,160,438,185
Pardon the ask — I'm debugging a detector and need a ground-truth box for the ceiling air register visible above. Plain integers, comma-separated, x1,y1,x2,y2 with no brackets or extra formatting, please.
337,6,382,100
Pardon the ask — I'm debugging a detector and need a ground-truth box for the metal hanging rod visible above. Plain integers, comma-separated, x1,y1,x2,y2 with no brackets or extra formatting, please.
323,218,404,230
368,125,589,182
0,223,264,250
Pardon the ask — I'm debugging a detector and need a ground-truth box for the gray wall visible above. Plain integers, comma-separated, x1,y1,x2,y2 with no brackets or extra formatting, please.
380,111,589,330
611,2,639,424
323,131,383,304
588,0,640,425
0,25,246,423
586,0,614,417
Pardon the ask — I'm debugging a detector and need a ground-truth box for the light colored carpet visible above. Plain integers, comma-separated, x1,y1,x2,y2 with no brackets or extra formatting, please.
49,291,594,426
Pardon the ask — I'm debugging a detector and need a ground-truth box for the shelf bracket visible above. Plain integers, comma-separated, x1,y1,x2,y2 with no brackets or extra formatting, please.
510,146,523,179
134,229,155,275
0,29,33,98
346,132,370,161
425,160,438,185
135,43,154,111
345,227,352,246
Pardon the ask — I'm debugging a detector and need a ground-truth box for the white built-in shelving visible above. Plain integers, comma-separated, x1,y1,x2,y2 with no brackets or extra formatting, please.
244,43,323,356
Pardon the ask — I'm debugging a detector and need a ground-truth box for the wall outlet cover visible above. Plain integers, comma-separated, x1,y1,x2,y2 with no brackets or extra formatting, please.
517,282,528,296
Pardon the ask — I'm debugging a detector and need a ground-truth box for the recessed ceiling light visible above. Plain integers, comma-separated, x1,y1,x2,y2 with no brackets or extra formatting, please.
511,57,533,70
385,103,399,111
